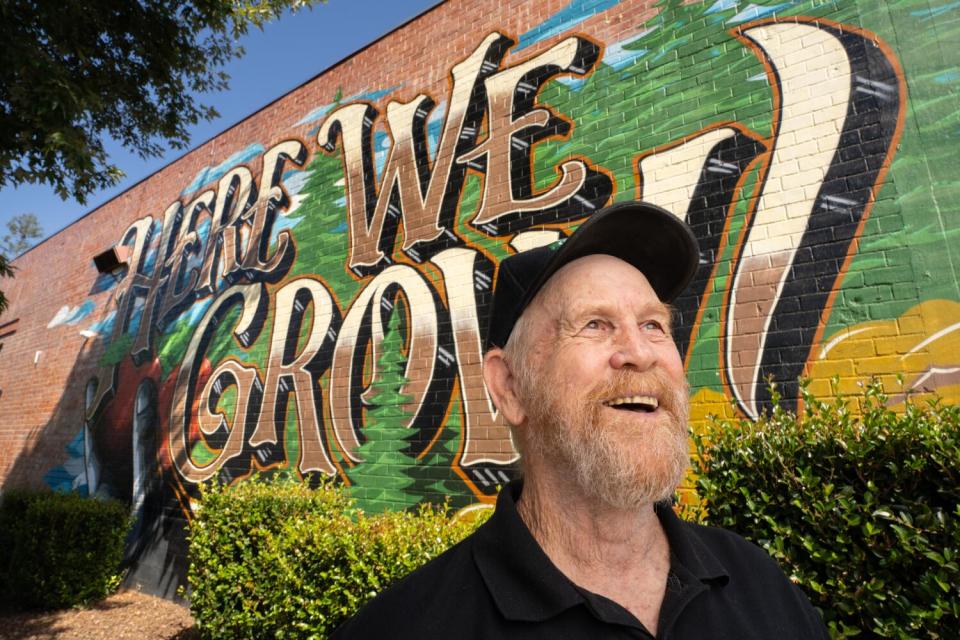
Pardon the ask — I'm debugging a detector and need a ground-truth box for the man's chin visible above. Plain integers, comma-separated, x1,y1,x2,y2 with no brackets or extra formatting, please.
582,428,689,509
585,477,683,512
559,442,689,511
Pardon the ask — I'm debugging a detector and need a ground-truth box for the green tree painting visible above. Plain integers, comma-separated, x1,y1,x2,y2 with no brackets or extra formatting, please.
346,310,422,513
409,404,473,510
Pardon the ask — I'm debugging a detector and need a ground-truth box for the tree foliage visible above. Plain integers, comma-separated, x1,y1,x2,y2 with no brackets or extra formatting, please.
408,407,473,509
0,254,12,316
1,213,43,258
347,310,422,513
0,0,322,204
345,309,474,512
0,210,46,318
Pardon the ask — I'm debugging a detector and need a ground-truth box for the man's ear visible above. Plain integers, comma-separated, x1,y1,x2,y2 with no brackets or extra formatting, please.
482,348,527,427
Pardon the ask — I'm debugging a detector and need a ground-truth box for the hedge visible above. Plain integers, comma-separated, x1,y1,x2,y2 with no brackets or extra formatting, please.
0,489,131,610
693,381,960,639
187,475,486,639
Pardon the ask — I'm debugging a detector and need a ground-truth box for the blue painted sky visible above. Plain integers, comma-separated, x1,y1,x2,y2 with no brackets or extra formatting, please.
0,0,441,253
516,0,623,51
181,144,266,197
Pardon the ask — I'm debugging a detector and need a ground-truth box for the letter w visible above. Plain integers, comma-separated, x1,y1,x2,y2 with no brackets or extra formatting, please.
318,32,511,275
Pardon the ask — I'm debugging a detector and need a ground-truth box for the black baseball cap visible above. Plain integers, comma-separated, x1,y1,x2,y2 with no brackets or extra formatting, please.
485,201,700,350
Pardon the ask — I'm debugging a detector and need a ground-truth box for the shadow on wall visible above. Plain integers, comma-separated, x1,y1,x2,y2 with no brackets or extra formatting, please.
2,331,190,601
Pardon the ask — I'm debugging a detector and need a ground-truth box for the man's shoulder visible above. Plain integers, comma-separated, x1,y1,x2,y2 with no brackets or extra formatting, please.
681,518,808,584
682,519,780,564
331,528,488,638
673,519,828,638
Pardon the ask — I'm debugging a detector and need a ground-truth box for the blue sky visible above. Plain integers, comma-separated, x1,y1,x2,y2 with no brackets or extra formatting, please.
0,0,440,251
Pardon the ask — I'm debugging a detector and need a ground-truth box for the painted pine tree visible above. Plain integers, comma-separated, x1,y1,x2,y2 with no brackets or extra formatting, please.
346,310,422,513
409,402,474,510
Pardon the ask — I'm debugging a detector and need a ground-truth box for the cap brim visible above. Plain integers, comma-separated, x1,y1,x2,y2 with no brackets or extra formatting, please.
518,201,699,314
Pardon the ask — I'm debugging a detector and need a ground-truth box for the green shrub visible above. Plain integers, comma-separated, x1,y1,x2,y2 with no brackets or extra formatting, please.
693,381,960,639
0,489,131,610
187,475,485,639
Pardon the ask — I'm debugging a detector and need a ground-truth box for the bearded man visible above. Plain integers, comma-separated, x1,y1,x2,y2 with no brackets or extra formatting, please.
332,201,829,639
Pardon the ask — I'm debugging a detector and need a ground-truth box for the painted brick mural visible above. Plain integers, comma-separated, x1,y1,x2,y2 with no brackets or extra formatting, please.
1,0,958,594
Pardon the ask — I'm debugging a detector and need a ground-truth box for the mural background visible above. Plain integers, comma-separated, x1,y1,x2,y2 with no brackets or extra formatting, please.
0,0,957,597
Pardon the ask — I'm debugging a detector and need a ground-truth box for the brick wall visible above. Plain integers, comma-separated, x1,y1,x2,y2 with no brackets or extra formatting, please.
1,0,958,596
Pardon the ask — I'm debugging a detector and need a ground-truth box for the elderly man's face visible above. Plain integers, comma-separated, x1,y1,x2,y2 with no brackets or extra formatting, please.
509,254,690,508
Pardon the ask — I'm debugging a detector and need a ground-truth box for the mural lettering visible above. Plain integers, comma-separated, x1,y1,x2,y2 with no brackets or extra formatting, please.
50,2,931,525
85,140,307,422
725,21,903,417
170,283,267,483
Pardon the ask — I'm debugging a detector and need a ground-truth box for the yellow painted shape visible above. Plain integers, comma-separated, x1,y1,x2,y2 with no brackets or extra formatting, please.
453,502,495,525
688,386,742,437
807,299,960,408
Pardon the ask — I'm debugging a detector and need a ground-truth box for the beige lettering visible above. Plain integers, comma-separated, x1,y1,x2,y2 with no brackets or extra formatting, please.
240,140,307,276
196,166,256,293
169,284,265,483
460,37,597,227
636,127,741,216
250,277,338,475
328,265,438,462
726,23,852,417
431,247,519,466
193,359,259,481
319,33,509,272
158,190,215,323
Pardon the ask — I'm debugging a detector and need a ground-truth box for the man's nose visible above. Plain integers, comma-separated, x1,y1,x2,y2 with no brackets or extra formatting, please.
609,325,657,370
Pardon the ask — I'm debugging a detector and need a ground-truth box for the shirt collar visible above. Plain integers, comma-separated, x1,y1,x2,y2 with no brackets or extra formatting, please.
472,480,583,621
655,500,729,584
472,481,729,623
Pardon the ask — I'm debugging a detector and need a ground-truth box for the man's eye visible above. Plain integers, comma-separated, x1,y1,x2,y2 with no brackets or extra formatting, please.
584,319,604,331
642,320,665,333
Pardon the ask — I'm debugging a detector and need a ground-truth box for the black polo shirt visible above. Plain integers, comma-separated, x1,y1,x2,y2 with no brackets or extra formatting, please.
331,481,828,639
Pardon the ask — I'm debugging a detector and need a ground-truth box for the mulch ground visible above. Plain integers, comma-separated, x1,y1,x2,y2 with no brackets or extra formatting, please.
0,590,198,640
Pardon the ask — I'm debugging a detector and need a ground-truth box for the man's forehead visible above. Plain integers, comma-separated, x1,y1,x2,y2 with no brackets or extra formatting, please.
529,254,669,319
542,254,657,298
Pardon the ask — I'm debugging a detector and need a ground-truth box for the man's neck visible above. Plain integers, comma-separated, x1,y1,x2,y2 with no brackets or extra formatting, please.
516,471,672,635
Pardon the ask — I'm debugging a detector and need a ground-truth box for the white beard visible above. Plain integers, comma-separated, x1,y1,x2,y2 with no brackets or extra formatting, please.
519,368,691,510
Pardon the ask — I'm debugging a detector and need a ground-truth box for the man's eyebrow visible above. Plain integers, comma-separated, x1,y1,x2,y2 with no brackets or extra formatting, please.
561,301,618,321
661,303,677,331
